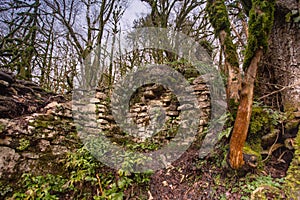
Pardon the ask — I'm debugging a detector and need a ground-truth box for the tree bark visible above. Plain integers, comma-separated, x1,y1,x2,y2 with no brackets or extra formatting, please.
257,0,300,112
206,0,241,104
229,49,263,169
219,30,241,104
228,0,275,169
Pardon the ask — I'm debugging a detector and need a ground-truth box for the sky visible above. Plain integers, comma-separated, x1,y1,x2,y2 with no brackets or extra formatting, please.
120,0,149,30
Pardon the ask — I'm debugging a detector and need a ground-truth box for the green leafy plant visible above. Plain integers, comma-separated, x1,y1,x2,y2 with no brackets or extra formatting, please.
17,138,30,151
64,147,151,199
0,181,13,197
250,102,286,135
239,174,284,199
12,173,67,200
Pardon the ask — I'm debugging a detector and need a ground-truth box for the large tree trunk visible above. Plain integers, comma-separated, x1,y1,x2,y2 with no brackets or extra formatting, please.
257,0,300,113
228,0,275,169
256,2,300,195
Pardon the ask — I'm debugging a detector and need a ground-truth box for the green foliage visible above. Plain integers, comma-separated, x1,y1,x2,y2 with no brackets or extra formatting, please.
126,141,159,152
17,138,30,151
286,9,300,27
12,173,68,200
0,181,13,197
249,102,286,135
64,147,99,187
10,146,152,199
0,122,6,132
243,0,275,70
220,173,284,199
246,102,286,164
240,174,284,199
284,127,300,198
63,147,152,199
217,112,235,141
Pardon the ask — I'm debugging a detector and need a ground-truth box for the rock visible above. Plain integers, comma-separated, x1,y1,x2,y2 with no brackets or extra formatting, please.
95,92,108,100
197,101,210,108
136,117,150,124
294,111,300,118
51,145,69,155
130,107,141,113
167,104,178,111
138,112,148,118
193,84,207,91
144,90,156,99
97,119,109,125
77,104,96,113
0,136,12,145
262,129,280,147
45,101,59,110
0,69,212,195
178,104,194,110
141,105,148,111
39,139,51,152
0,71,14,84
0,80,9,87
0,147,20,178
90,98,100,104
284,138,295,150
199,119,207,126
103,114,114,122
21,152,40,159
167,111,179,116
162,95,172,103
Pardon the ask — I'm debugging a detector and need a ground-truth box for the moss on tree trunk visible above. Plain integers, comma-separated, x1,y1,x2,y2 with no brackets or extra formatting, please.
284,126,300,198
229,0,275,169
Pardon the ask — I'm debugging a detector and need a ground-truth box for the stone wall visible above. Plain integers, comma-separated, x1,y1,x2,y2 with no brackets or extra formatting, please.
0,72,79,186
0,70,212,193
0,101,79,181
94,76,211,144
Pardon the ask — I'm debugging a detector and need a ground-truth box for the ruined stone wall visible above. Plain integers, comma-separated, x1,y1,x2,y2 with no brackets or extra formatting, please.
0,101,79,181
0,72,79,184
0,70,211,192
94,76,211,144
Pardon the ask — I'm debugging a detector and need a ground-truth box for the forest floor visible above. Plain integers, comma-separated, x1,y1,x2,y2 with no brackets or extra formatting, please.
144,144,291,199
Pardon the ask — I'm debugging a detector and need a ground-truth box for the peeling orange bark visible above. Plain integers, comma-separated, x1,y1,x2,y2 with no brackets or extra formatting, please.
229,49,263,169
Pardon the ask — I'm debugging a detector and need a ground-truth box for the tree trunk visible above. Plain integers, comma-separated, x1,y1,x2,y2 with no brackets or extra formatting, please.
228,0,275,169
257,0,300,113
206,0,241,104
229,49,263,169
219,30,241,104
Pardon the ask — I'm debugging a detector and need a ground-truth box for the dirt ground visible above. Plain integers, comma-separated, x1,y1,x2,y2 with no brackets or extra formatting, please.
147,145,291,200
